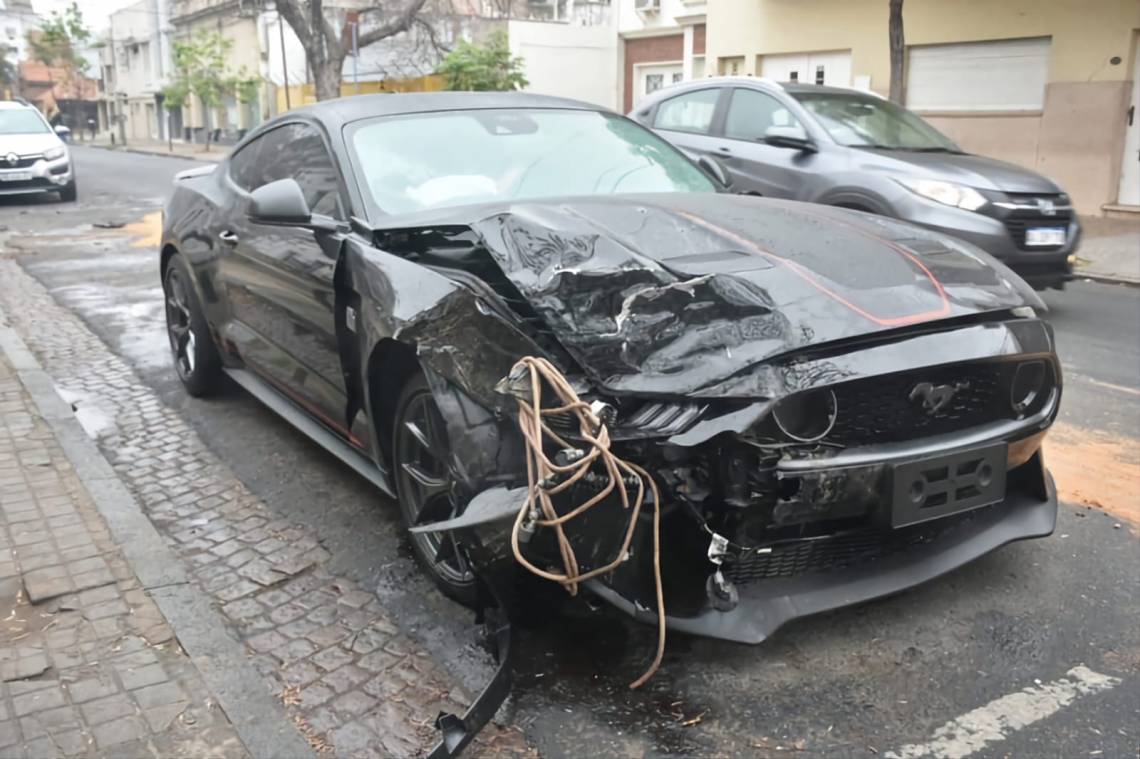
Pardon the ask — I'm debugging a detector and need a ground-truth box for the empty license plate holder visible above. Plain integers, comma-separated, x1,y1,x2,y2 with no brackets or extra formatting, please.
891,443,1007,528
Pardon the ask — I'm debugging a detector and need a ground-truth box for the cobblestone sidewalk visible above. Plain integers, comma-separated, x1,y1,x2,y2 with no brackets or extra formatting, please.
0,255,528,756
0,352,247,758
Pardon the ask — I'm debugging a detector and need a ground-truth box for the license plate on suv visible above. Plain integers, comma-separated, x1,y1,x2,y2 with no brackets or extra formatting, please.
890,443,1007,528
0,172,33,182
1025,227,1067,247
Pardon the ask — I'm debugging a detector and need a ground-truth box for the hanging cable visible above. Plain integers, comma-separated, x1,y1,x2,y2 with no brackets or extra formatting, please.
505,356,665,689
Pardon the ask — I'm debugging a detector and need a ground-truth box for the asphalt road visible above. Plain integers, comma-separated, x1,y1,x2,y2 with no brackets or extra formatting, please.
2,146,1137,758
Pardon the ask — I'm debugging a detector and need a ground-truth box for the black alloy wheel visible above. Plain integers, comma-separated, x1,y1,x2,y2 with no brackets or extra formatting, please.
163,255,221,396
393,374,478,606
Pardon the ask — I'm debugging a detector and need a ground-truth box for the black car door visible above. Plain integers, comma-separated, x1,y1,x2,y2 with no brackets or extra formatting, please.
217,122,350,432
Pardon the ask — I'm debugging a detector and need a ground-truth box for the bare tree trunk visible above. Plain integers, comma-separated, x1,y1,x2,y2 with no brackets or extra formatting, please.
313,54,346,102
888,0,905,104
202,98,212,152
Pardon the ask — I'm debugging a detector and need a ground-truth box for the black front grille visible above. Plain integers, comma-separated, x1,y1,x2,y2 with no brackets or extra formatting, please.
1004,217,1070,249
1,155,43,169
996,193,1073,250
827,363,1008,447
0,178,53,192
725,511,975,583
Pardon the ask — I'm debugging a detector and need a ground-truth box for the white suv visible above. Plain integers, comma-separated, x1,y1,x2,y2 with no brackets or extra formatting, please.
0,100,76,202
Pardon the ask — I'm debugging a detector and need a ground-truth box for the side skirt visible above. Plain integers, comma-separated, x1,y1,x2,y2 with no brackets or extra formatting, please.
223,367,395,498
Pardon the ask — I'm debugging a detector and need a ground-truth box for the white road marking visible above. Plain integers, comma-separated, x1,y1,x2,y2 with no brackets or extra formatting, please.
885,666,1121,759
1066,371,1140,398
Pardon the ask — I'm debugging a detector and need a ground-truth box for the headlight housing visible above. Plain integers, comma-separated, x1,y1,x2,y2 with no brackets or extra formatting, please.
897,178,987,211
43,146,66,161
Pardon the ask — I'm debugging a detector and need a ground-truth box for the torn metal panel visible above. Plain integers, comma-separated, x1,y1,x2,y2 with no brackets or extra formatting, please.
438,193,1041,397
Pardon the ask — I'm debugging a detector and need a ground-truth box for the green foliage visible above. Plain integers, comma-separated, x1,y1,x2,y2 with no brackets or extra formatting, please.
30,1,90,72
0,46,14,89
230,70,261,105
167,31,232,110
28,1,90,98
438,32,528,92
163,32,262,112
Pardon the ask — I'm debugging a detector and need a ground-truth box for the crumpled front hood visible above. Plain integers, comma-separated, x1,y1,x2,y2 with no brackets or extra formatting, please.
448,193,1041,397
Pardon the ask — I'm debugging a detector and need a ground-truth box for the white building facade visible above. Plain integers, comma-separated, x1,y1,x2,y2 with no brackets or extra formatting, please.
618,0,706,113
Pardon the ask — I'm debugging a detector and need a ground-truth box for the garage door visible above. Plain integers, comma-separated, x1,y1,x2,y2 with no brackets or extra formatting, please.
760,51,851,87
906,37,1050,112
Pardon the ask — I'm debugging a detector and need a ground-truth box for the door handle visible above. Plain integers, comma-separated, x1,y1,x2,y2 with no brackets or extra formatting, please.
218,230,239,245
717,146,732,154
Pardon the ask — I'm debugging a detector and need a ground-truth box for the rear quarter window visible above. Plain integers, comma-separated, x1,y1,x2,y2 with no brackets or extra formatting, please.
653,89,720,134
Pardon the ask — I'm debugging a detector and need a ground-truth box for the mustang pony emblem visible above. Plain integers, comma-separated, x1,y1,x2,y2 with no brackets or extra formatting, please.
909,380,969,415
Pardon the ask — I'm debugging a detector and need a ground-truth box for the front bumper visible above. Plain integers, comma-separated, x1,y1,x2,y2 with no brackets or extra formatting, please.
0,157,73,196
589,453,1057,644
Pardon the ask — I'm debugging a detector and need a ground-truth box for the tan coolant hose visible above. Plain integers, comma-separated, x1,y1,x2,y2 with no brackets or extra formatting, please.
508,356,665,689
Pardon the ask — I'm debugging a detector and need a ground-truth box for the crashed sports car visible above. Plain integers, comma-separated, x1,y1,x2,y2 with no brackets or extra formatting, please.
161,92,1060,747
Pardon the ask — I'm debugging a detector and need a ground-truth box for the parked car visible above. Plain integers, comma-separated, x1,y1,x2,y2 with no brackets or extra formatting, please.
631,78,1079,290
161,92,1060,751
0,99,77,202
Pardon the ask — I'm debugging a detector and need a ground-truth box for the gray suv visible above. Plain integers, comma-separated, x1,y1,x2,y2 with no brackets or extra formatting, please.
632,78,1079,290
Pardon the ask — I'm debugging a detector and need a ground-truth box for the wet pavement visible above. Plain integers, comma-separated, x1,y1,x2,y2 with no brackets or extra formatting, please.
1,146,1137,757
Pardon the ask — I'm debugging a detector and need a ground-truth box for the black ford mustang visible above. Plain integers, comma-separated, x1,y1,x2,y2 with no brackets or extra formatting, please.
161,91,1059,705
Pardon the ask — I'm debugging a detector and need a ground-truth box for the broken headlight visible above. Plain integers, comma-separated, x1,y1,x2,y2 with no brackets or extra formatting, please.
621,401,708,436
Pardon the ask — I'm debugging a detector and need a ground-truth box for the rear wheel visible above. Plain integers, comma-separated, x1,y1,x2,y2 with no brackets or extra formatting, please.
163,254,222,396
393,373,479,607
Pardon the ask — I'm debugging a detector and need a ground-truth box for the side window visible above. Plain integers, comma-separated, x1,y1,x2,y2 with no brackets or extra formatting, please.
724,88,800,141
227,139,263,191
653,89,720,135
256,123,344,218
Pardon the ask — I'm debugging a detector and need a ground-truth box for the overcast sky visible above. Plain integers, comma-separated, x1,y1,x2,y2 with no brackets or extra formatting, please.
32,0,139,34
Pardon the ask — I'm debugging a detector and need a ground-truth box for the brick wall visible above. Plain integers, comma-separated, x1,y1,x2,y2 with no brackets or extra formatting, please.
623,34,683,112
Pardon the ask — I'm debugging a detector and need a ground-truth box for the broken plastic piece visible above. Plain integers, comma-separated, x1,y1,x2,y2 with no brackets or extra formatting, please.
409,485,525,534
707,532,729,566
706,569,739,612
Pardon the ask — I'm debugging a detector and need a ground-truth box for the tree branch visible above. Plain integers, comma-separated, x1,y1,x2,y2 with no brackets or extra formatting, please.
313,0,343,60
357,0,431,49
274,0,313,51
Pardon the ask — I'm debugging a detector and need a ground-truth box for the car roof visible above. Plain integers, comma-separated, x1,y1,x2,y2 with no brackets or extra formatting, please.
0,100,36,110
635,77,882,109
285,91,605,128
781,83,881,98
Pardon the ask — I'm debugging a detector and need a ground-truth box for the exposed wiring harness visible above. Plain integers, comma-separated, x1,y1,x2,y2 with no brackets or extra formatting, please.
505,356,665,689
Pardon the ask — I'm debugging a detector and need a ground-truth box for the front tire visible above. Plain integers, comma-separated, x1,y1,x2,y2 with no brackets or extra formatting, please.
393,373,479,607
59,180,77,202
163,254,222,396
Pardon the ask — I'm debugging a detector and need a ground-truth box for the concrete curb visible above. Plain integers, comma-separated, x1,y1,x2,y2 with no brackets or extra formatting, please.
0,320,316,759
85,143,225,164
1072,271,1140,288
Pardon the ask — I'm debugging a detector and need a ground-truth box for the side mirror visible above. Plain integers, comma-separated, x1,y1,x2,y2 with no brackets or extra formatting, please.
765,124,816,153
53,125,71,142
249,178,311,225
697,154,732,190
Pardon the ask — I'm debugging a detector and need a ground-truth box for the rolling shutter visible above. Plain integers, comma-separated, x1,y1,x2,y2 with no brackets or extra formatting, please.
906,38,1050,112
